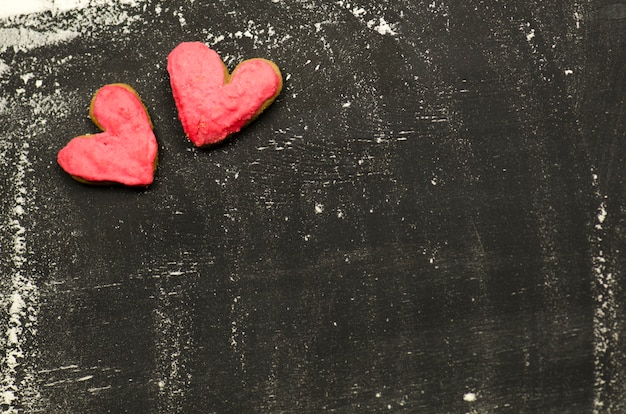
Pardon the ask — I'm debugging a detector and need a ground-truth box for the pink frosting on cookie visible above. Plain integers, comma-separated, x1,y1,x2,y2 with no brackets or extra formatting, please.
167,42,282,147
57,84,158,186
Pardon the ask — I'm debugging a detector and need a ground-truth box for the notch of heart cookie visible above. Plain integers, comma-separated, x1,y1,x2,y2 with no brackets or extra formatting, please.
57,83,159,187
167,42,283,148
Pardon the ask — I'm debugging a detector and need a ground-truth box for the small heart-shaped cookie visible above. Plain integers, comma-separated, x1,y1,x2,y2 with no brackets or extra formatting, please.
57,84,158,187
167,42,283,147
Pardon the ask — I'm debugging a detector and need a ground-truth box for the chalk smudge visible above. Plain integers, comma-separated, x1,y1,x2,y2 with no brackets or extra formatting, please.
0,142,40,414
0,27,78,52
590,170,621,413
148,259,198,413
0,0,140,19
336,0,399,36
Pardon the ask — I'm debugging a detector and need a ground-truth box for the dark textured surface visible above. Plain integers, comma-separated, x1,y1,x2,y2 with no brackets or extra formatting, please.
0,1,624,412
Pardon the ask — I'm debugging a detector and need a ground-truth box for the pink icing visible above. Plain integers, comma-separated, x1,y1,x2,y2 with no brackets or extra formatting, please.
57,84,158,186
167,42,282,147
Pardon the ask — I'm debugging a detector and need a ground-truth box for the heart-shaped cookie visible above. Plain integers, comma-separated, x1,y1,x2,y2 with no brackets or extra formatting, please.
167,42,283,147
57,84,158,187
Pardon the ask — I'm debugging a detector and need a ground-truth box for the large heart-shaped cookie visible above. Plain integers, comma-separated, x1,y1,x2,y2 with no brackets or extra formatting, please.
57,84,158,187
167,42,283,147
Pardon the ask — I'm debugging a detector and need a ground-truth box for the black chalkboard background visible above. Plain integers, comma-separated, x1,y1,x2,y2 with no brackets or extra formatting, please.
0,1,624,412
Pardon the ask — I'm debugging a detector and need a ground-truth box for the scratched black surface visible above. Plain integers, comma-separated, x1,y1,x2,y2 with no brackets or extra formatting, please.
0,0,625,412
